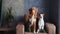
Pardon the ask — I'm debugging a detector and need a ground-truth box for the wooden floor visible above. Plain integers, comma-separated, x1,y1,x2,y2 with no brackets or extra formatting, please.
25,32,47,34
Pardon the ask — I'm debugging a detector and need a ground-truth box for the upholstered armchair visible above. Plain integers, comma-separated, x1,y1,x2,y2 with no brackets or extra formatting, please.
16,23,56,34
16,14,56,34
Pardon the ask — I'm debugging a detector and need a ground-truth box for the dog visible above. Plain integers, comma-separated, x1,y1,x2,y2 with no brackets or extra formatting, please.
29,10,36,33
37,14,44,33
29,7,38,33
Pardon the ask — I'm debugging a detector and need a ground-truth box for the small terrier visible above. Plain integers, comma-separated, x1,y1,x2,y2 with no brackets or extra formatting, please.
37,14,44,33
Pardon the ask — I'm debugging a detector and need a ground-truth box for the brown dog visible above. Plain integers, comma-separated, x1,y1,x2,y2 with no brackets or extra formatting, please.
29,7,38,33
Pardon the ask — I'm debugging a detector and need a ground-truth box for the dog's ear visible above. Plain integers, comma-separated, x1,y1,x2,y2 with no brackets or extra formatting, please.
42,14,44,16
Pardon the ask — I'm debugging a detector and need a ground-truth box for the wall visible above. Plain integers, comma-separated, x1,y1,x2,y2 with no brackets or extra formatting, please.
49,0,58,34
0,0,2,19
58,0,60,34
1,0,49,26
1,0,48,24
1,0,25,26
0,0,2,26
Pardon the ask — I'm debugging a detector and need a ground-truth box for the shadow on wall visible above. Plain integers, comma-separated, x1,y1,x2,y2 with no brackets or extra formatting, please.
15,16,24,23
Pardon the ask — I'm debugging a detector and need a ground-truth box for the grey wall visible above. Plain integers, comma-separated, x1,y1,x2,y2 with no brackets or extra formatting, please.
1,0,49,26
49,0,58,24
1,0,25,16
0,0,2,26
1,0,25,26
0,0,2,18
49,0,58,34
58,0,60,34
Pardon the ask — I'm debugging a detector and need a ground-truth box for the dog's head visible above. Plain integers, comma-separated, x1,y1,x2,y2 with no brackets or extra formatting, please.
29,7,38,15
40,14,44,18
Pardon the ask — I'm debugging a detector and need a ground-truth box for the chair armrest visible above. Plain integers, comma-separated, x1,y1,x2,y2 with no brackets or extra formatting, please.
16,24,24,34
46,23,56,34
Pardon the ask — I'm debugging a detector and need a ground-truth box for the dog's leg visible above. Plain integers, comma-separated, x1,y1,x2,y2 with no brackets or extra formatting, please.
37,26,41,33
41,26,44,30
34,22,36,33
37,28,40,33
29,26,31,32
41,25,45,32
29,22,33,32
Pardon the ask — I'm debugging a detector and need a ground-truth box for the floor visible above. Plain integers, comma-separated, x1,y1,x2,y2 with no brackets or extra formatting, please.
0,30,16,34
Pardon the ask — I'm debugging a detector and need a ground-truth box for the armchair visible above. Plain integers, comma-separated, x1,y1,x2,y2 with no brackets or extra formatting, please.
16,14,56,34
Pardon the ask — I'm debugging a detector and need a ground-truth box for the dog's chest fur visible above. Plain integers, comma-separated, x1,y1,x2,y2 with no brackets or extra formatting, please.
29,14,37,24
38,16,44,26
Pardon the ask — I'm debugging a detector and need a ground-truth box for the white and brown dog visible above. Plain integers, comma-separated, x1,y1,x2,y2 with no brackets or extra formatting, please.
37,14,44,33
29,7,38,33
